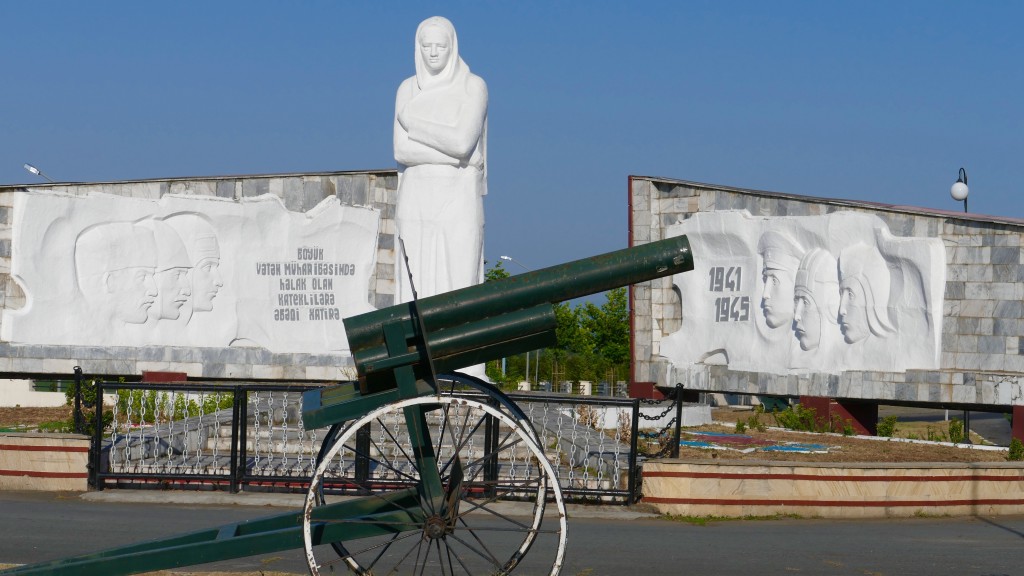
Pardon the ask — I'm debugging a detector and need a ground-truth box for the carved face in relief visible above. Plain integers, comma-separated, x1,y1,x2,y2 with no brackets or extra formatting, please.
837,243,896,343
838,281,870,344
419,25,451,74
144,220,194,321
75,223,159,325
192,257,224,312
164,218,223,314
106,266,159,324
757,231,803,330
792,291,820,351
791,248,840,352
155,267,192,320
761,267,796,329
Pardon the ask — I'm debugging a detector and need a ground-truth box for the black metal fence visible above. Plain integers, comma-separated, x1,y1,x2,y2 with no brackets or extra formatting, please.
85,379,688,505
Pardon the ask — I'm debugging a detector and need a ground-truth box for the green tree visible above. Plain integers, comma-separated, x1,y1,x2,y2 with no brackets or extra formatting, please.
480,261,630,391
553,302,590,355
548,288,629,386
484,260,510,282
483,260,519,387
585,287,629,367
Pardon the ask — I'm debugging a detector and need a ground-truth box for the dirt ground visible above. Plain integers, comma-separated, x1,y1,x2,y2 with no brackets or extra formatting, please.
689,407,1010,463
0,406,71,429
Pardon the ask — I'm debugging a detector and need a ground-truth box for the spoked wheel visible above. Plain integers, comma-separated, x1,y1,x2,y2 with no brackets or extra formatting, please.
303,395,567,575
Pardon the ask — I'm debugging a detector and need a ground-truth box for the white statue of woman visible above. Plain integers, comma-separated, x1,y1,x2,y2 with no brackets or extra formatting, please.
394,16,488,303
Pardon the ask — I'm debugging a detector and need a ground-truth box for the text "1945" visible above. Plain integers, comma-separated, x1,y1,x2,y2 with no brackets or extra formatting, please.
709,266,749,322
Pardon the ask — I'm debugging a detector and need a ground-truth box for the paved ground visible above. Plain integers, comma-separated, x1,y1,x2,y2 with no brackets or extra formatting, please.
1,490,1023,575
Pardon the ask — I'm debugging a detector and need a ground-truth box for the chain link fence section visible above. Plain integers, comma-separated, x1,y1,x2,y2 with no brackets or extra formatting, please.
635,385,688,459
92,380,685,504
97,381,325,491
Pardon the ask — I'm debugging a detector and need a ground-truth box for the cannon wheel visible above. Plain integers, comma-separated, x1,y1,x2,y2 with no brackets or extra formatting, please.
303,391,567,575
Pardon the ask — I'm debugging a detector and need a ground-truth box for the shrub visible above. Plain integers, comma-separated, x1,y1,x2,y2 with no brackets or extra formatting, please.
925,426,947,443
948,418,964,444
825,414,857,436
118,389,160,422
877,415,898,438
744,405,768,432
734,420,746,433
63,376,113,436
773,403,824,433
1009,438,1024,462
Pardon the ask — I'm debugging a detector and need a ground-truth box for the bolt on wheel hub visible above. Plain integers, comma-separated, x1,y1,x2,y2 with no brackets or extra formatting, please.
424,515,448,540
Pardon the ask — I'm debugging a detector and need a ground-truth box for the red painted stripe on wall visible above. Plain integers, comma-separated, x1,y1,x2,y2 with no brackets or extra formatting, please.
0,469,87,479
643,496,1024,507
644,471,1024,482
0,444,90,453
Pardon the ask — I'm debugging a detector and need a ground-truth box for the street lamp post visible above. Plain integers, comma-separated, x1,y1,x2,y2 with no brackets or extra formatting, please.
950,167,972,439
500,255,539,387
950,167,969,213
499,255,530,272
23,163,55,183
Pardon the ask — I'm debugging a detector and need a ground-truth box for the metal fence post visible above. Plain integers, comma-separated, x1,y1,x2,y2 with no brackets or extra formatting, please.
483,399,500,498
90,380,104,491
627,398,641,505
355,424,371,489
73,366,84,435
671,384,683,459
236,390,249,491
229,387,241,494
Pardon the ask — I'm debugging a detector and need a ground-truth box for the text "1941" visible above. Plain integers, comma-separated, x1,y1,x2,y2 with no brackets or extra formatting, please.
709,266,749,323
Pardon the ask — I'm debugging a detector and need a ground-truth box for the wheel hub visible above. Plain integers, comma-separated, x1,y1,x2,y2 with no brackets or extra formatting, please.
424,515,448,540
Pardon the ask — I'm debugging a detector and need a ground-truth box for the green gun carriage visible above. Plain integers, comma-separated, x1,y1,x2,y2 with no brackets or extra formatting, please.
1,236,693,576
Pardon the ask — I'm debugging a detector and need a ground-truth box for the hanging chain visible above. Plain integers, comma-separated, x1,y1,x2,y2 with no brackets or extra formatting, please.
280,391,290,471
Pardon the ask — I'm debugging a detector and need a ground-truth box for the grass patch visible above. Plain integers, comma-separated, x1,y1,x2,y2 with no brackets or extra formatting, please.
659,513,802,525
889,420,990,445
912,509,952,519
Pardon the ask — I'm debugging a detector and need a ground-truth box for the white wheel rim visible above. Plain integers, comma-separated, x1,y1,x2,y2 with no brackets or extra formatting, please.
303,395,567,576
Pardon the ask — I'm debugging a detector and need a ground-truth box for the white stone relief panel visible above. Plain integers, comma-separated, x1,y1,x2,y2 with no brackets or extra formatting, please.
2,191,379,353
660,211,945,376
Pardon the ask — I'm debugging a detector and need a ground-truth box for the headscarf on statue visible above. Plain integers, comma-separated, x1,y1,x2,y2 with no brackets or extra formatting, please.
404,16,487,187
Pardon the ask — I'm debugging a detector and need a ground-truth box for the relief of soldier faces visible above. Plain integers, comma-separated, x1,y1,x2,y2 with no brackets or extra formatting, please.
759,231,894,353
74,216,223,327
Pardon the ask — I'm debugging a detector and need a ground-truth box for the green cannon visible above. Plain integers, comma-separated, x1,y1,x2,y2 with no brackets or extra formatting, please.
2,236,692,576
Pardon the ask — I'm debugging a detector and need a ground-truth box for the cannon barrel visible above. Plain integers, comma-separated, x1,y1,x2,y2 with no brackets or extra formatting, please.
344,235,692,391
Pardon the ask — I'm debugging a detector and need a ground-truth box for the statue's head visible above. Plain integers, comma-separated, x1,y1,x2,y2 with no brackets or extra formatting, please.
415,16,460,85
757,230,803,329
838,243,895,343
74,222,159,325
792,248,839,351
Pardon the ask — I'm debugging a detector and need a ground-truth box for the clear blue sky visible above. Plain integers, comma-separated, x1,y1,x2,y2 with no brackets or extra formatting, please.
2,1,1021,272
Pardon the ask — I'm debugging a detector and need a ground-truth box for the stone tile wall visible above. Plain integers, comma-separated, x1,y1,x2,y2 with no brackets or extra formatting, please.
0,170,398,381
631,176,1024,407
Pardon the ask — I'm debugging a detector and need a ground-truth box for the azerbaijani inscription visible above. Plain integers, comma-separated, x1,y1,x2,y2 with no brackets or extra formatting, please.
256,247,355,322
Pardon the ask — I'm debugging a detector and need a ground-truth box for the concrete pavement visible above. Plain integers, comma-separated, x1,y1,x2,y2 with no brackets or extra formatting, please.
81,488,661,520
3,490,1024,575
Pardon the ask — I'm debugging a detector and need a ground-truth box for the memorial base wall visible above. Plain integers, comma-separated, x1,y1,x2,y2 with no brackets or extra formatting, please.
0,433,90,491
643,459,1024,518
